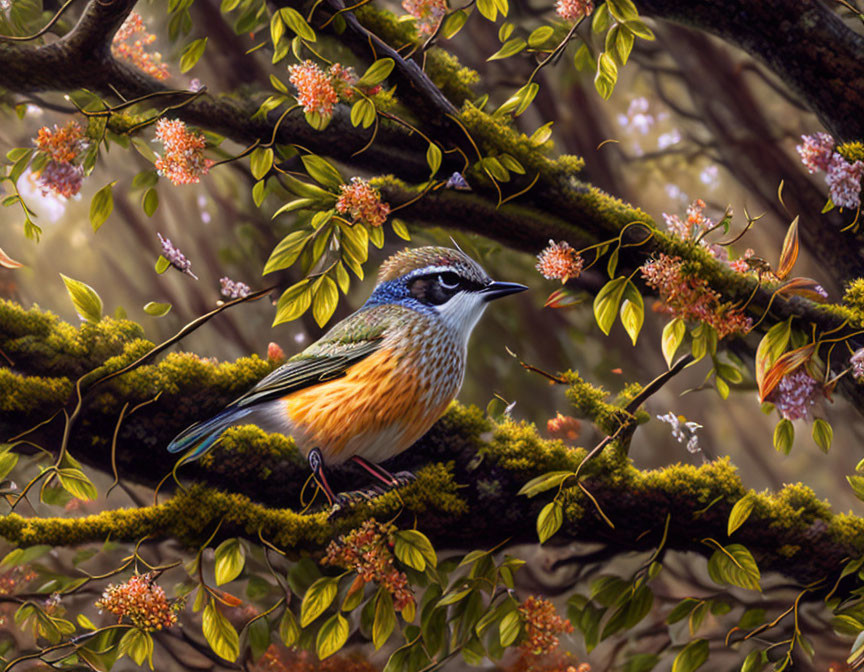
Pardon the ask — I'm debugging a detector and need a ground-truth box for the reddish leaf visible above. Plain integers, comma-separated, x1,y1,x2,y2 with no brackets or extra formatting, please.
217,590,243,607
775,277,829,303
0,246,23,269
776,216,799,280
544,288,583,309
758,343,816,402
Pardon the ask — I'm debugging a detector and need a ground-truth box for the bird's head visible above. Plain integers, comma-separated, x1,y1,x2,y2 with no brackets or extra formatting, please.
364,246,528,340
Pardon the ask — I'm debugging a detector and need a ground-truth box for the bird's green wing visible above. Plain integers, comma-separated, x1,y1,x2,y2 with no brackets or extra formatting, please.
233,307,389,408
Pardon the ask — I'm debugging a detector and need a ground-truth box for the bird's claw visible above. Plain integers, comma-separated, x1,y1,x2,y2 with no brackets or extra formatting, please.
392,470,415,486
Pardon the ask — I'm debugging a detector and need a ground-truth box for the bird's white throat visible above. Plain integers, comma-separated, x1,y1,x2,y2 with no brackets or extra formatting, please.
434,290,488,344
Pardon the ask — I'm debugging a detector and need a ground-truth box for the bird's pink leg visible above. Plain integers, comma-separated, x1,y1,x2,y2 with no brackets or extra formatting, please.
308,448,338,506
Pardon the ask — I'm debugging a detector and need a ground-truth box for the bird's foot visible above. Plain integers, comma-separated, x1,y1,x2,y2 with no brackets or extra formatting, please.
327,486,387,518
391,470,415,487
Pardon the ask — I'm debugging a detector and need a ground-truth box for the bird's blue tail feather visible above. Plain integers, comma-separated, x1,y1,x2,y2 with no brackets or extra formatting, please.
166,407,252,461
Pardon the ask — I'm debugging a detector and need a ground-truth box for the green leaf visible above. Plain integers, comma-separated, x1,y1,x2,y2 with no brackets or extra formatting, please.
528,25,555,47
496,82,539,117
61,274,103,323
707,543,761,592
607,0,639,22
499,609,521,647
593,277,627,336
518,471,572,498
250,147,274,180
672,639,709,672
812,418,833,453
279,609,300,646
143,301,171,317
264,231,310,274
574,43,595,72
316,613,349,660
180,37,207,72
274,280,313,325
119,628,154,669
741,650,767,672
1,545,51,567
203,600,240,662
301,577,338,627
537,500,563,543
594,51,618,100
301,155,343,189
373,589,396,650
476,0,498,21
0,450,18,481
773,418,794,455
155,255,171,274
727,495,754,536
56,468,97,501
142,187,159,217
350,99,376,128
393,529,437,571
214,538,245,585
89,181,116,232
620,281,644,345
312,275,339,328
391,218,410,241
662,318,686,368
488,37,526,60
667,598,700,625
755,318,791,392
358,58,395,87
625,19,655,40
442,9,467,38
426,143,442,178
279,7,316,41
848,475,864,502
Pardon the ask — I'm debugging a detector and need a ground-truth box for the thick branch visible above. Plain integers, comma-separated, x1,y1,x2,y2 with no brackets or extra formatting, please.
636,0,864,140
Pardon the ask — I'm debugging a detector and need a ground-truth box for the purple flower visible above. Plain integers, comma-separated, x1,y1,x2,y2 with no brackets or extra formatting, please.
445,172,470,190
796,132,834,174
767,368,822,421
158,233,198,279
851,348,864,381
219,276,251,299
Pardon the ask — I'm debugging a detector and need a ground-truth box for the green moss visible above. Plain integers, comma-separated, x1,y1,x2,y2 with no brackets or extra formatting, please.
563,370,630,434
838,141,864,162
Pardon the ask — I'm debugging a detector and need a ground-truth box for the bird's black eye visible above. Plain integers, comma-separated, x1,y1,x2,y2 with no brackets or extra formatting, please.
438,272,461,290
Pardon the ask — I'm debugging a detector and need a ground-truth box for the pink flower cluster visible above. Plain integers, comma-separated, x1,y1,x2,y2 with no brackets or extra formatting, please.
662,199,752,274
322,520,413,612
111,12,170,81
640,253,752,338
536,240,584,282
288,61,382,121
850,348,864,381
796,133,864,209
766,368,823,421
158,232,198,278
220,276,251,298
336,177,391,227
154,119,213,186
402,0,447,35
95,573,178,631
33,120,88,198
518,596,574,656
555,0,594,21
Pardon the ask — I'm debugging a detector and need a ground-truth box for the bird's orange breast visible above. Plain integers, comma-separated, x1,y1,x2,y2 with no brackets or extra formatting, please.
281,345,459,464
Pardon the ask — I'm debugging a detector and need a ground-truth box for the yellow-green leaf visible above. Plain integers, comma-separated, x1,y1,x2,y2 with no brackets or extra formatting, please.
537,500,563,543
119,628,154,669
812,418,833,453
372,589,396,650
499,609,521,647
427,143,442,177
593,277,627,336
727,495,754,536
358,58,395,87
61,274,103,323
89,181,116,232
672,638,709,672
773,418,794,454
279,608,300,646
214,538,245,585
250,147,274,180
143,301,171,317
203,600,240,662
300,577,338,627
180,37,207,73
776,216,799,280
528,25,554,47
707,543,761,592
391,218,410,241
316,613,349,660
393,529,437,571
273,280,312,326
662,318,686,368
620,281,644,346
279,7,316,41
56,467,97,500
488,37,526,61
594,52,618,100
312,275,339,328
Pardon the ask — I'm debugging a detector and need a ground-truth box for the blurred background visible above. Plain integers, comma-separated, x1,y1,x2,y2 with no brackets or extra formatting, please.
2,0,863,668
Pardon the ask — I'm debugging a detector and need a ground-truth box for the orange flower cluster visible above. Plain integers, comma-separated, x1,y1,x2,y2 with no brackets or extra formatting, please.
322,520,413,611
35,120,85,163
32,120,87,198
555,0,594,21
154,119,213,186
518,596,574,656
253,645,377,672
336,177,391,227
402,0,447,35
288,61,340,118
95,573,178,631
547,413,580,441
536,240,583,283
640,253,752,339
0,566,37,596
111,12,170,80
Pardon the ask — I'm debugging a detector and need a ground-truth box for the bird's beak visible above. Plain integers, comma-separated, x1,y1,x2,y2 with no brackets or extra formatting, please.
481,280,529,302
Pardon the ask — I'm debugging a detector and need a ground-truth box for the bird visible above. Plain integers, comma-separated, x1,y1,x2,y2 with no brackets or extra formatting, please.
167,246,528,507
